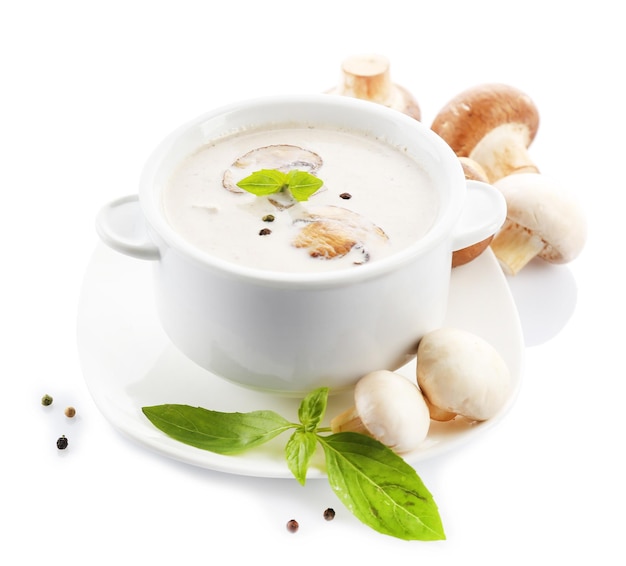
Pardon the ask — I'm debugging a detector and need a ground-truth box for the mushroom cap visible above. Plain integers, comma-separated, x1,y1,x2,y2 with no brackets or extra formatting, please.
431,83,539,157
494,173,587,263
416,328,511,421
354,370,430,453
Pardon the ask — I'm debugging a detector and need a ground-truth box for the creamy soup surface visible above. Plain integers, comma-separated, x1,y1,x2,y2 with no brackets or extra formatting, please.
162,126,439,273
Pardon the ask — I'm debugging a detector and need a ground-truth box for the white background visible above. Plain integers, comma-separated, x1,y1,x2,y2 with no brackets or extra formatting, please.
2,1,624,564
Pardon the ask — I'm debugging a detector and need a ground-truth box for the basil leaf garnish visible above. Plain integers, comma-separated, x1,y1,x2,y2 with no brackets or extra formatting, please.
235,168,323,202
285,430,317,486
318,432,446,541
235,168,287,196
285,169,324,201
297,386,329,431
142,387,446,541
142,404,293,455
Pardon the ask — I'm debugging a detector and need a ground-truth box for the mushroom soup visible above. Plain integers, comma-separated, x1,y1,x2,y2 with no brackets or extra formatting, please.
162,125,439,272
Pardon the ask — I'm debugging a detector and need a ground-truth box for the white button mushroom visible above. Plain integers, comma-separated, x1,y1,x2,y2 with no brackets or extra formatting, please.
416,328,511,422
431,83,540,183
327,54,421,120
490,172,587,275
330,370,430,453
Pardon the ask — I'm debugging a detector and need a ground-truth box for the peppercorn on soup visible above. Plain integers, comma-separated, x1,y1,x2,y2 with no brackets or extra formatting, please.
162,125,439,273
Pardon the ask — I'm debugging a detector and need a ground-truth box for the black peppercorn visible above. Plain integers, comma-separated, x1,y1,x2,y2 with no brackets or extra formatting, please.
286,519,299,533
56,435,69,450
323,508,335,521
339,192,352,199
259,228,272,236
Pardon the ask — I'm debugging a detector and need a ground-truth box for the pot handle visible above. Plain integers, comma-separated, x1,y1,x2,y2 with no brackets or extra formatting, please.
95,195,160,260
451,180,506,252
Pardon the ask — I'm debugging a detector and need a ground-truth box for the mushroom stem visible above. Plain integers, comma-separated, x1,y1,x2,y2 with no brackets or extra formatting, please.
339,54,392,104
423,396,457,422
469,123,540,183
490,218,546,275
330,406,369,435
328,54,421,120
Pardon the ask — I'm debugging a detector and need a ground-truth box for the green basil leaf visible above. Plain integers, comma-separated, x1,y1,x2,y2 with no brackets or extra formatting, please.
286,169,324,201
297,386,329,431
285,430,317,486
236,169,287,196
142,404,294,455
318,432,446,541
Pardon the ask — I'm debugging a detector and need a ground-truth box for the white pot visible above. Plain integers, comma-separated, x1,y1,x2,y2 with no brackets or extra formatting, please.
96,94,505,395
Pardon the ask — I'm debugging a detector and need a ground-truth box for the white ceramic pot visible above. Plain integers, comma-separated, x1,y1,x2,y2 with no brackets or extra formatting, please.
96,94,505,395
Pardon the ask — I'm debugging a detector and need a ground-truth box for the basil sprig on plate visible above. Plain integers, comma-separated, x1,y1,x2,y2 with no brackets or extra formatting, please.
142,387,445,541
236,169,324,202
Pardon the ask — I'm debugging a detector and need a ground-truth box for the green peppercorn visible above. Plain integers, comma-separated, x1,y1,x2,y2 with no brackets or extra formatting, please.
41,394,53,406
56,435,69,450
323,508,335,521
286,519,299,533
262,214,275,222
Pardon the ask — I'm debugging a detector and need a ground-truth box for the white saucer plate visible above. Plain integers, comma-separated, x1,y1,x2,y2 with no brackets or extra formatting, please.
77,244,524,478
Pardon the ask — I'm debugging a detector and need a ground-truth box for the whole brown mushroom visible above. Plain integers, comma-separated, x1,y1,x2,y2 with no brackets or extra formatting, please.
431,83,540,183
327,54,421,120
